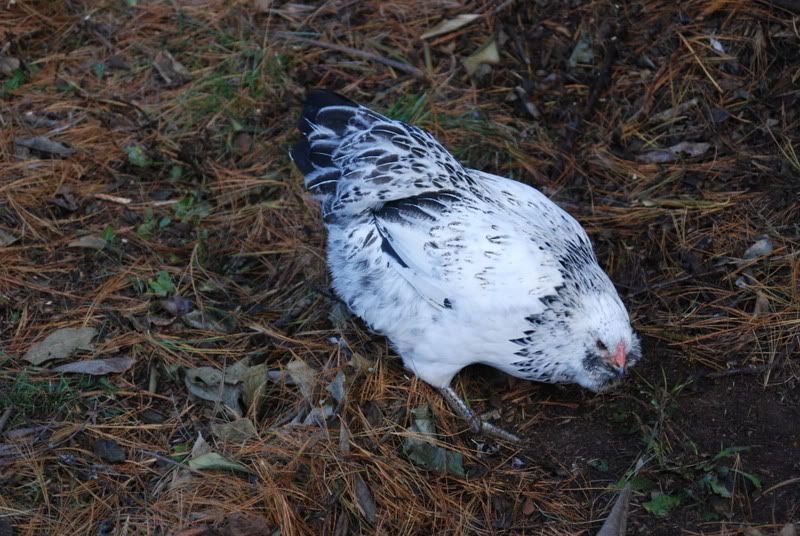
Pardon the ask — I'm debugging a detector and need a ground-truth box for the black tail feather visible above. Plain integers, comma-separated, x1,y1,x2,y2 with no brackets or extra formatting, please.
298,89,358,135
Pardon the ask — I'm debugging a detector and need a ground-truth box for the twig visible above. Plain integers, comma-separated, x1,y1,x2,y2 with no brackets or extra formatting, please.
551,22,624,180
276,33,426,80
0,407,13,435
757,0,800,12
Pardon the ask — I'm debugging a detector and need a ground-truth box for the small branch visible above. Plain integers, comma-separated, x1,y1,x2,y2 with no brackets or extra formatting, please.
276,33,426,80
0,407,13,435
550,22,624,180
757,0,800,12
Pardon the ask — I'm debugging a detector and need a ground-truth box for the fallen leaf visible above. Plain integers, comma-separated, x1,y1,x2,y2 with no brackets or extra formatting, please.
211,418,257,442
190,433,212,458
402,405,465,477
14,136,75,158
642,493,680,517
233,132,253,155
326,370,346,404
354,473,377,524
596,482,632,536
218,513,273,536
421,14,480,40
636,141,711,163
187,452,250,473
464,39,500,76
67,235,107,250
649,98,699,123
161,295,193,316
0,56,20,76
124,145,151,167
153,50,192,86
522,497,536,516
93,438,126,463
24,327,97,365
254,0,272,13
779,523,797,536
182,307,237,333
49,185,80,211
568,34,594,68
287,359,317,403
744,236,773,259
0,229,19,246
51,356,134,376
184,366,242,416
242,363,268,409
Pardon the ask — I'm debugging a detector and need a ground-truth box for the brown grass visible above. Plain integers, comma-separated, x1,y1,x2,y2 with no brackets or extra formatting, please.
1,0,798,534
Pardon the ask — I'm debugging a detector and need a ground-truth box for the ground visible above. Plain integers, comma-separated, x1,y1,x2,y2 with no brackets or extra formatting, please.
1,1,799,535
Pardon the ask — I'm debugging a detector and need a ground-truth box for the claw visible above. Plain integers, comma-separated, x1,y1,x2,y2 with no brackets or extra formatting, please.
438,386,521,443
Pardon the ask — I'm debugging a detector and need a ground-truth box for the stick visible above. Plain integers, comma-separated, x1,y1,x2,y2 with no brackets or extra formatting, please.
276,33,426,80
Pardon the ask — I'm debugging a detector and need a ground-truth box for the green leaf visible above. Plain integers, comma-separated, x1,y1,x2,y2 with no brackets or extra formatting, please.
148,270,175,296
137,207,156,239
642,494,680,517
101,225,116,242
703,473,732,498
124,145,151,167
1,68,27,97
93,62,106,80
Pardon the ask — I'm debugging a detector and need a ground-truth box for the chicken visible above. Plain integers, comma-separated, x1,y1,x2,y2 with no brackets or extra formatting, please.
290,90,641,441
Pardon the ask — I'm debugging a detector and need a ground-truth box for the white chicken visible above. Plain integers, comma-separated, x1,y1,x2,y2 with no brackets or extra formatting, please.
291,90,641,441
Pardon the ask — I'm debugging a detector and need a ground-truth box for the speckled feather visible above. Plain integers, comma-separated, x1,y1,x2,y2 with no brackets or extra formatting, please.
291,90,641,393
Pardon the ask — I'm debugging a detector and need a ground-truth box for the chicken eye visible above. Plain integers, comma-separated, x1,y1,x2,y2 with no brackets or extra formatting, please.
596,339,608,352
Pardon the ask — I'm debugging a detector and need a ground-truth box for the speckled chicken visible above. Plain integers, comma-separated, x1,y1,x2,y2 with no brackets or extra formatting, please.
291,90,641,441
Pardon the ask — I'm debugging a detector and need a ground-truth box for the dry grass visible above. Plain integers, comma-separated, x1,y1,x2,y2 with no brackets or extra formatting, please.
1,0,798,535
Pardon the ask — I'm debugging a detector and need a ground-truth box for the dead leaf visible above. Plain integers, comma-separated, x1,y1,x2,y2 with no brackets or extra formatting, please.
353,473,377,524
93,438,126,463
522,497,536,516
254,0,272,13
744,236,773,259
649,98,699,123
153,50,192,86
568,34,594,68
287,358,317,403
464,39,499,76
24,327,97,365
402,405,465,477
161,295,193,316
242,363,268,409
187,452,250,473
0,229,19,246
211,418,257,442
184,366,242,416
596,482,632,536
0,56,20,75
190,433,212,458
233,132,253,155
182,307,236,333
49,185,80,211
753,292,771,316
14,137,76,158
636,141,711,163
421,14,480,40
67,235,107,250
326,370,346,404
51,356,134,376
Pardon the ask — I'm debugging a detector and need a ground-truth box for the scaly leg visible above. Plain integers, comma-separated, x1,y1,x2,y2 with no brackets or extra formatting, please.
438,386,521,443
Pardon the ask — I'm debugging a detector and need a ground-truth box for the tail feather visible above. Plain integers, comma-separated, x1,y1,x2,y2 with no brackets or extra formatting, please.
290,89,468,222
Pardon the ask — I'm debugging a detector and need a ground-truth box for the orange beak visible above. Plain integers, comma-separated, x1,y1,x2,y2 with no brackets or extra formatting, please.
611,342,626,369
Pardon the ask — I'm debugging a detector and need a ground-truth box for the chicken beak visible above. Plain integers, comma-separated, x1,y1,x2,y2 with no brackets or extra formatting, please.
607,342,626,376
